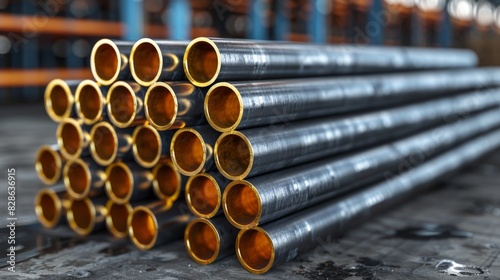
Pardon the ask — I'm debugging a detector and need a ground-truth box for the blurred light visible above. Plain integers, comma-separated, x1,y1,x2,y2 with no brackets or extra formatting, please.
448,0,474,21
475,1,494,27
72,39,90,58
0,0,9,9
415,0,445,11
316,0,332,15
70,0,89,18
495,7,500,29
52,39,69,58
226,15,246,35
144,0,164,13
0,35,11,54
399,0,415,8
192,11,212,27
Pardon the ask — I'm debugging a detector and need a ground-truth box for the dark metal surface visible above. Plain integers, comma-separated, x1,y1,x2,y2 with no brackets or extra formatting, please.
223,108,500,229
90,39,134,86
237,128,500,274
183,37,478,87
205,68,500,132
215,88,500,180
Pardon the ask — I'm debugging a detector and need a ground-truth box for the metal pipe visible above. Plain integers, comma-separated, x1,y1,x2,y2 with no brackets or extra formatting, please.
35,145,64,185
183,37,478,87
105,200,133,238
75,79,108,125
215,88,500,180
107,81,147,128
171,126,221,176
223,108,500,229
144,82,207,131
105,161,153,203
35,186,70,229
132,124,175,168
205,68,500,132
152,158,184,202
89,121,134,166
63,158,107,199
67,196,108,236
90,39,134,86
44,79,81,122
186,171,230,218
130,38,188,87
56,118,92,159
184,216,239,265
128,200,191,250
236,128,500,274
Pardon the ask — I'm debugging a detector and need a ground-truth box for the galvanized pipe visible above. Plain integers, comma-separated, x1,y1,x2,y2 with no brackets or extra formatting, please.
171,126,221,176
35,185,70,228
75,79,108,125
145,82,207,131
184,216,239,265
107,81,147,128
132,124,175,168
90,121,134,166
105,161,153,203
224,108,500,229
91,39,134,86
63,158,107,199
205,68,500,132
35,145,64,185
67,196,108,236
183,37,478,87
215,88,500,180
236,128,500,274
56,118,92,160
128,200,191,250
44,79,81,122
130,39,188,87
105,200,133,238
152,158,185,202
186,171,231,218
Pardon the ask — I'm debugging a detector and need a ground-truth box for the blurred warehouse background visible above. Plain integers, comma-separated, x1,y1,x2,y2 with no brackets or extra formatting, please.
1,0,500,103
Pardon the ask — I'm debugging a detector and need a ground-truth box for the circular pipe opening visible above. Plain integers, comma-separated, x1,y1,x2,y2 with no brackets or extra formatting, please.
105,200,131,238
130,39,161,86
44,79,73,121
91,39,120,85
145,83,177,130
35,189,61,228
90,122,117,166
185,219,219,264
57,119,83,159
184,38,220,87
237,228,274,274
64,159,90,199
215,132,252,180
67,198,95,236
171,129,205,175
186,174,220,217
205,83,242,132
132,126,161,168
129,207,157,250
107,82,136,127
153,161,180,201
223,182,261,228
105,162,133,203
76,80,103,125
35,146,62,185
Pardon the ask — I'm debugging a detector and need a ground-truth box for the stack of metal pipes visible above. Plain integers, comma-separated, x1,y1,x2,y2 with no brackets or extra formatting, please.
34,37,500,274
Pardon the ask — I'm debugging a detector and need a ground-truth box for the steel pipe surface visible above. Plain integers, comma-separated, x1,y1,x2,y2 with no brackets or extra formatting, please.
105,161,153,203
132,124,175,168
75,79,108,125
35,145,65,185
90,121,134,166
107,81,147,128
44,79,81,122
186,171,231,218
35,185,70,229
91,39,134,86
63,158,107,199
67,196,107,236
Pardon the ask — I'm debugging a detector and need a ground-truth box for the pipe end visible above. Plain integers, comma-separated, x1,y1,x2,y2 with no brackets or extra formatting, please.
90,121,118,166
35,188,62,228
145,82,178,131
152,159,182,202
183,37,221,87
184,218,220,265
130,38,162,87
56,118,84,160
205,82,243,132
215,131,253,180
236,227,275,274
105,200,132,238
67,197,95,236
63,158,91,199
105,162,133,204
128,206,158,250
90,39,121,86
44,79,73,122
223,180,261,229
171,128,206,176
107,81,137,128
186,173,221,218
132,125,161,168
35,145,62,185
75,79,105,125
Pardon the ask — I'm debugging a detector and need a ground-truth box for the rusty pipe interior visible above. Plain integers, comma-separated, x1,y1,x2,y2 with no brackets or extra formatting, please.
44,79,74,122
35,145,63,185
183,37,220,87
236,228,275,274
186,174,220,218
130,38,162,87
171,129,205,175
205,83,242,132
184,218,219,264
223,181,261,229
128,206,157,250
215,132,253,180
90,39,121,86
144,83,177,130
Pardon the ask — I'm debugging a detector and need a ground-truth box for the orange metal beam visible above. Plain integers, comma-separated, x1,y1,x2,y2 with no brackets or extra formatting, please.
0,68,92,87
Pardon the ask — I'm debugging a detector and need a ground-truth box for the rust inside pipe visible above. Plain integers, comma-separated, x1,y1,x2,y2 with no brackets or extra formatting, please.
57,119,83,159
153,160,181,201
129,206,157,250
105,200,132,238
223,181,261,228
90,122,117,166
76,80,103,124
132,125,161,168
105,162,132,203
185,219,219,264
35,146,62,185
64,158,90,199
107,82,136,127
91,39,120,85
215,132,253,179
171,129,205,175
186,174,219,217
67,198,94,236
44,79,73,121
130,39,161,86
145,83,176,130
184,38,220,87
205,83,242,132
237,228,275,274
35,189,62,228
